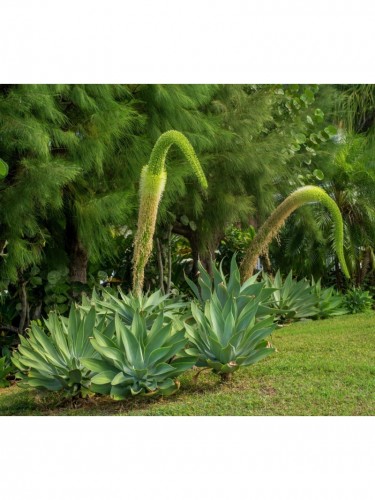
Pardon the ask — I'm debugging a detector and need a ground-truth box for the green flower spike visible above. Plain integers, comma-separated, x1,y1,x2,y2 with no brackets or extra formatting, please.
132,130,208,295
240,185,350,282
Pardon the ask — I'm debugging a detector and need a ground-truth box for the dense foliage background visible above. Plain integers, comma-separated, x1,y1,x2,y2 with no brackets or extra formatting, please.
1,84,375,344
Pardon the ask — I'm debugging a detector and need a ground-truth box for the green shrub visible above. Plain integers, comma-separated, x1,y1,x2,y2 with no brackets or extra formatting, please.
0,355,13,388
185,256,276,381
343,287,373,314
12,305,114,397
82,312,195,399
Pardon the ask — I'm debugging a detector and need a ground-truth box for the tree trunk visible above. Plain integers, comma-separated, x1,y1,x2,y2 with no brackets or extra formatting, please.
359,247,372,286
188,231,200,278
18,280,29,333
65,216,88,284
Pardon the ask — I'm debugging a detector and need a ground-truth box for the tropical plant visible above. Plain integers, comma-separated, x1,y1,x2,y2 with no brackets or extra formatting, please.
262,270,318,322
185,256,276,381
0,355,13,388
310,277,347,319
240,185,350,282
87,287,187,330
12,305,114,397
82,312,195,399
343,287,373,314
132,130,208,295
0,158,8,179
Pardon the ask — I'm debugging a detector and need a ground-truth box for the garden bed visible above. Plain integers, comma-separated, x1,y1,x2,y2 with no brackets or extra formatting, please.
1,312,374,416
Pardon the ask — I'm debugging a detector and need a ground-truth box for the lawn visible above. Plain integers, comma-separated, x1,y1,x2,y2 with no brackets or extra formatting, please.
1,312,374,416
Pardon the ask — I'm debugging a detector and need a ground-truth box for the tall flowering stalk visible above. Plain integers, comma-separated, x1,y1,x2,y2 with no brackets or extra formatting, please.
132,130,208,295
240,186,350,282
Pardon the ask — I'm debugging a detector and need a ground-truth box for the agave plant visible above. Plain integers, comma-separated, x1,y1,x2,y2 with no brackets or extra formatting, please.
311,277,347,319
87,287,187,330
12,305,114,397
262,270,318,322
81,311,195,399
185,256,277,381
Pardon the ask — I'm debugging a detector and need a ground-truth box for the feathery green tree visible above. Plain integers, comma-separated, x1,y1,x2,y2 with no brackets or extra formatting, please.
0,85,144,332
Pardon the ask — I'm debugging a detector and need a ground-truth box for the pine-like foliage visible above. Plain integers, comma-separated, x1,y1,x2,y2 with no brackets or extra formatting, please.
0,85,142,286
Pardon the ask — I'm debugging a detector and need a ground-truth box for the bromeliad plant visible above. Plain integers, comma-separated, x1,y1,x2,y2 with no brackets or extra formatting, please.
12,305,114,397
132,130,208,296
185,256,277,382
240,186,350,282
82,312,195,399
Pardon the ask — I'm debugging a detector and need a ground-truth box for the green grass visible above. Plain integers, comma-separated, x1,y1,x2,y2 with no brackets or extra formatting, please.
1,312,374,416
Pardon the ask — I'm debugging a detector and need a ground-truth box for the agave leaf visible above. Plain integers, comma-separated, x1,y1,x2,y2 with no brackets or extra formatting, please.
147,346,175,366
111,372,129,385
82,307,96,345
150,363,176,376
25,377,63,391
111,385,131,400
81,357,117,374
240,347,275,367
170,357,197,376
68,305,78,345
220,362,240,374
130,385,143,396
158,380,179,396
45,313,71,361
227,254,241,296
69,369,82,384
223,311,235,345
206,359,224,371
91,370,118,385
28,324,66,369
116,316,144,367
239,272,260,293
185,275,202,301
238,326,275,356
17,345,58,374
90,339,124,368
184,323,209,353
90,383,111,395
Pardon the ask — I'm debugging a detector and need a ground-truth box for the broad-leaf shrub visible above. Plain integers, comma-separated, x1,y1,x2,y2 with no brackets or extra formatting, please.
12,305,114,397
185,257,276,379
343,287,373,314
82,312,195,399
0,356,13,388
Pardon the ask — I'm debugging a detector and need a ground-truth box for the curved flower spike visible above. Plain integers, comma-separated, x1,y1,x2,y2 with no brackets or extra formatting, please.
132,131,208,295
239,185,350,282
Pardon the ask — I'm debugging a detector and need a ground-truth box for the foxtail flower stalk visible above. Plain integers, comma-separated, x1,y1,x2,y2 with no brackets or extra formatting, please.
132,130,208,295
240,186,350,282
